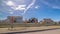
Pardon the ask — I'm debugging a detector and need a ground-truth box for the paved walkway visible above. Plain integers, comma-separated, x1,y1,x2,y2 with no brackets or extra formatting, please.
0,26,60,33
21,29,60,34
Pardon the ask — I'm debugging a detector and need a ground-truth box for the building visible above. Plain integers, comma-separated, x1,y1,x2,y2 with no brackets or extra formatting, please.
59,21,60,24
57,21,60,25
0,19,8,23
28,18,38,23
40,18,54,25
23,18,38,23
0,20,1,23
7,16,23,23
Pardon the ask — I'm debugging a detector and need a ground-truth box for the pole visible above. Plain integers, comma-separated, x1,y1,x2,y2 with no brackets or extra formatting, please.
10,16,14,30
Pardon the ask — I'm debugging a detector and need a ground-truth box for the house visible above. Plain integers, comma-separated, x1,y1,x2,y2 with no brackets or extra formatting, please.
40,18,54,25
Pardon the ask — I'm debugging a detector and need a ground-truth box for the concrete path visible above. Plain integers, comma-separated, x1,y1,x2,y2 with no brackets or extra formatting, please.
21,29,60,34
0,26,60,33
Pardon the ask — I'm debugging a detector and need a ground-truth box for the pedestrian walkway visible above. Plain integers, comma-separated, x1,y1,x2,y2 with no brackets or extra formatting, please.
0,26,60,33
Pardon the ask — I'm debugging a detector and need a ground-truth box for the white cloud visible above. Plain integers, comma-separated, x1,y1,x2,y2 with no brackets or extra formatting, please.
11,5,26,10
52,6,60,9
5,1,26,10
35,6,40,9
4,0,36,15
40,0,60,9
6,1,15,6
15,5,26,10
24,0,36,14
9,11,14,14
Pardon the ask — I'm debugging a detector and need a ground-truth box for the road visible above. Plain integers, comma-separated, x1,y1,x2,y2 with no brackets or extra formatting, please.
14,29,60,34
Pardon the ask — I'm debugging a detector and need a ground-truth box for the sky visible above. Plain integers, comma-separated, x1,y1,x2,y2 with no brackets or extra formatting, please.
0,0,60,21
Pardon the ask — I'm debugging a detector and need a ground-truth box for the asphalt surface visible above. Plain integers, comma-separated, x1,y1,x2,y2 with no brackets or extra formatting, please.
2,28,60,34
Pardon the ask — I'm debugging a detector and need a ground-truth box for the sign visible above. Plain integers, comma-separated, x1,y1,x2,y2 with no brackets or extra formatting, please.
10,16,14,23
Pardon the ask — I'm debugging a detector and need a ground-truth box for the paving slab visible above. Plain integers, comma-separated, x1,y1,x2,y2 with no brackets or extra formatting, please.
0,26,60,33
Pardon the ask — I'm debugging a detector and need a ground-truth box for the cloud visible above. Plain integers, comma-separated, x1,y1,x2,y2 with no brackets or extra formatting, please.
11,5,26,10
23,0,36,14
5,0,26,14
15,5,26,10
6,1,15,6
8,5,26,14
1,0,36,15
35,5,40,9
9,12,14,14
52,6,60,9
40,0,60,9
5,0,26,10
40,0,51,6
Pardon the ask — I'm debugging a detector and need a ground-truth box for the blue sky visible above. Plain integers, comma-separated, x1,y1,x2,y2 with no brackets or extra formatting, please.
0,0,60,21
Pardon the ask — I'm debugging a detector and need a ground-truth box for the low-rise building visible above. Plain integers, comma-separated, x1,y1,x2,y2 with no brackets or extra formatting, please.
40,18,54,25
28,18,38,23
7,16,23,23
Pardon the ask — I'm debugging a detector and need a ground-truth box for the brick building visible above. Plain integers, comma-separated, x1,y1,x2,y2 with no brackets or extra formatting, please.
40,18,54,25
